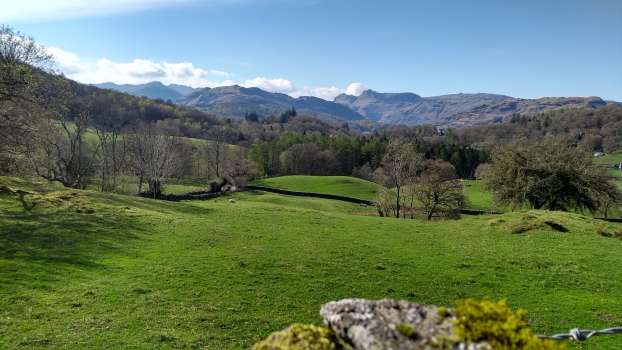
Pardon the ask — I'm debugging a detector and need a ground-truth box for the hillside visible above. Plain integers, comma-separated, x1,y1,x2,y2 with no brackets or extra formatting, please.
95,81,617,127
94,81,192,101
2,177,622,349
179,85,364,122
252,175,379,200
335,90,613,127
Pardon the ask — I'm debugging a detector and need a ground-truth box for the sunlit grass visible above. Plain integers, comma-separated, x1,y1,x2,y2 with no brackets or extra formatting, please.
1,177,621,349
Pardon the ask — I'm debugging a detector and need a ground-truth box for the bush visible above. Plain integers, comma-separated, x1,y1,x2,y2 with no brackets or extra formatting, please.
485,137,621,212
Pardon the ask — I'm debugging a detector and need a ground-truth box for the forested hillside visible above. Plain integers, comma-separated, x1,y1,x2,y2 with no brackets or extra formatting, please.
456,105,622,152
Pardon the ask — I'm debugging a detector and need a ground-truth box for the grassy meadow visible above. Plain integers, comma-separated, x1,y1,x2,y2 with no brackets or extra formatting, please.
252,175,379,200
253,176,502,212
594,151,622,165
2,176,622,349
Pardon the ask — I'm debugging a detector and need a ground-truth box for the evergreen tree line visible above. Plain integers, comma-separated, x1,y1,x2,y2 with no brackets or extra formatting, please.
248,132,487,180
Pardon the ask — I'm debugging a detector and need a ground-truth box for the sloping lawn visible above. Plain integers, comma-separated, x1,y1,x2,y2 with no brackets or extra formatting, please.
252,175,378,200
1,177,622,349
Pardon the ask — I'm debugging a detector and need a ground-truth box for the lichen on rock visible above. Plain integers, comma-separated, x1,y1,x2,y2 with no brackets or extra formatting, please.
453,299,565,350
320,298,477,350
253,298,566,350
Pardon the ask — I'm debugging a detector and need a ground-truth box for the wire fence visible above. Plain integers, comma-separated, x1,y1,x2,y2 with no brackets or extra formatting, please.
539,327,622,341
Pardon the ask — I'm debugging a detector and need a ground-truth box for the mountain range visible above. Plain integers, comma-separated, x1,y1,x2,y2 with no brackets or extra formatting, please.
95,82,617,127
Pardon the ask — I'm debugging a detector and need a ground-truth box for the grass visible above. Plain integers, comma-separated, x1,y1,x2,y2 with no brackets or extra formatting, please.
593,150,622,165
252,175,379,200
462,179,499,211
255,176,502,212
86,176,210,195
2,176,622,349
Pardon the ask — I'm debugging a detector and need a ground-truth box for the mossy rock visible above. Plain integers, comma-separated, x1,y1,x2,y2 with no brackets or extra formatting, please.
453,299,565,350
320,298,565,350
252,324,340,350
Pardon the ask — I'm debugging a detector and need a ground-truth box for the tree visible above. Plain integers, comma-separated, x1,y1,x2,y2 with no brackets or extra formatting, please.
415,160,465,220
222,147,256,188
484,137,621,212
279,143,337,175
474,163,490,180
375,140,423,218
352,163,374,181
31,101,99,189
0,25,52,161
206,125,233,179
375,186,396,217
90,93,128,192
126,122,181,197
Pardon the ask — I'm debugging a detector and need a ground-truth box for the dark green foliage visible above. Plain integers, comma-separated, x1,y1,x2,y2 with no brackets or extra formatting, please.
414,160,465,220
485,137,622,213
248,131,487,179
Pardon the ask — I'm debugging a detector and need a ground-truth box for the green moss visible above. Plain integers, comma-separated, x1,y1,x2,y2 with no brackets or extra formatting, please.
437,306,450,319
453,299,565,350
252,324,340,350
396,323,417,339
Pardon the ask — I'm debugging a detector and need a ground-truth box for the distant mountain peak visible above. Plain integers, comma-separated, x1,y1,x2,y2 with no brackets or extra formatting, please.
94,81,200,101
95,81,614,127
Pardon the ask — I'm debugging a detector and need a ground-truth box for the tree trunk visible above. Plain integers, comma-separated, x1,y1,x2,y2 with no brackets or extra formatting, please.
149,179,162,198
395,186,401,218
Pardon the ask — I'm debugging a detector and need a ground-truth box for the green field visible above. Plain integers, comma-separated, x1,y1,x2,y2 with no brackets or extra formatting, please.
252,175,379,200
463,177,622,217
254,176,499,212
462,179,498,211
2,176,622,349
594,151,622,165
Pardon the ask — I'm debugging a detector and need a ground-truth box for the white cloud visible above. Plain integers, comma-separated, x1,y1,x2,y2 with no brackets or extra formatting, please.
209,70,230,77
241,77,296,94
0,0,196,21
292,86,343,100
345,82,367,96
46,47,85,75
48,46,231,88
48,46,364,100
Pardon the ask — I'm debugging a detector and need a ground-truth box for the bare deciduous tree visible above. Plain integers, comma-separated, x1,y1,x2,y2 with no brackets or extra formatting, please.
0,25,52,164
126,122,181,197
222,146,255,188
375,140,423,218
90,94,127,192
205,125,232,179
31,106,99,189
279,143,338,176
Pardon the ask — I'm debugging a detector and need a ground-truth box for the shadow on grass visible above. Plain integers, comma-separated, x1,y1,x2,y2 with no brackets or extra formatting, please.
0,205,145,292
0,184,216,293
92,191,215,216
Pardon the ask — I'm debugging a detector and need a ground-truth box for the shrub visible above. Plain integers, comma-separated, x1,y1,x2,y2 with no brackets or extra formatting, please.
485,137,621,213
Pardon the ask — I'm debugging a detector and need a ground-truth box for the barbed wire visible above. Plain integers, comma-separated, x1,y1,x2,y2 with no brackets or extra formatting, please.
539,327,622,341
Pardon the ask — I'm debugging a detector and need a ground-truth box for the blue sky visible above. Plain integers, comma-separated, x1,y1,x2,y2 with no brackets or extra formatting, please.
4,0,621,100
